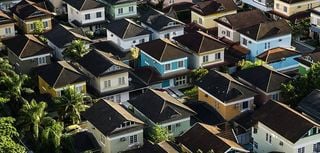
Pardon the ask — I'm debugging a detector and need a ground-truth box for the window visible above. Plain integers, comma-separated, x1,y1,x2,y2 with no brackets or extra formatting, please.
242,101,248,110
253,141,258,149
85,14,90,20
133,40,136,43
226,30,230,37
37,57,46,65
118,77,125,85
167,125,172,132
165,64,171,71
271,93,279,100
139,39,145,43
253,127,258,134
279,141,283,146
283,6,287,12
176,123,181,127
203,55,209,62
297,5,301,8
276,3,279,9
104,80,111,88
43,21,48,28
164,33,170,39
169,0,174,4
129,135,137,144
57,90,62,97
30,23,35,30
199,18,202,24
75,86,83,93
215,53,221,60
178,61,184,68
118,8,123,14
265,42,270,49
96,12,102,18
5,27,11,34
242,38,247,46
174,76,187,86
100,135,105,144
298,147,305,153
266,133,268,141
314,142,320,152
129,6,134,12
115,94,121,102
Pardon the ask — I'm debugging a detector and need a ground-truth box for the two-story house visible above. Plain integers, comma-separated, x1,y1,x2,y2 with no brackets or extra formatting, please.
37,61,87,97
128,89,195,137
271,0,320,21
65,0,106,32
137,39,190,88
0,0,21,11
256,47,301,72
173,31,226,69
83,99,144,153
295,51,320,74
0,10,15,39
242,0,274,11
44,24,91,59
78,49,132,102
197,70,257,121
191,0,237,30
238,19,292,60
310,7,320,41
3,34,52,74
106,18,151,51
252,100,320,153
140,8,185,40
11,0,53,34
235,66,291,106
99,0,137,20
177,123,249,153
48,0,66,15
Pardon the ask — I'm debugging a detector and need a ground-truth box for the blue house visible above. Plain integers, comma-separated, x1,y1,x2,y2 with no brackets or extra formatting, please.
256,47,301,72
238,19,292,61
137,39,190,88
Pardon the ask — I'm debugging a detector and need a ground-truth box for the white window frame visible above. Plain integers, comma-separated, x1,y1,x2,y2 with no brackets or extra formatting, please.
85,14,90,20
37,56,47,65
129,135,137,144
118,8,123,15
165,63,171,71
104,80,111,88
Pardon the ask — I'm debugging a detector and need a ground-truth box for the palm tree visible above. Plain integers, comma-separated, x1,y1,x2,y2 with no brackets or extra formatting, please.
53,87,90,125
63,39,89,61
39,119,64,153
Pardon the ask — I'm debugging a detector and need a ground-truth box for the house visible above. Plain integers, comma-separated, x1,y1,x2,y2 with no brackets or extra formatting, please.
140,8,185,40
197,70,257,121
47,0,66,15
11,0,53,34
106,18,151,51
295,51,320,74
215,10,269,43
238,19,292,60
252,100,320,153
297,89,320,123
78,49,132,102
176,123,249,153
149,0,193,9
64,0,106,32
0,0,21,11
190,0,237,29
241,0,273,11
235,66,291,106
271,0,320,21
230,110,254,146
310,7,320,41
128,89,195,137
173,31,226,69
91,41,131,64
256,47,301,72
43,24,91,59
82,99,144,153
99,0,137,20
3,34,52,74
37,61,87,97
0,10,15,39
137,39,190,89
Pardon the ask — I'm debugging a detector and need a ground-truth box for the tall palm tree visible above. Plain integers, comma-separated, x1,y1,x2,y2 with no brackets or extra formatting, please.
63,39,89,61
39,119,63,153
53,87,90,125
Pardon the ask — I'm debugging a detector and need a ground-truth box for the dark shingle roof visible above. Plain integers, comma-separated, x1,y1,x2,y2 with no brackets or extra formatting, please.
37,61,87,88
298,89,320,123
176,123,246,153
11,0,52,20
191,0,237,16
82,99,144,136
253,100,318,143
197,70,257,103
128,89,195,124
238,19,291,41
78,49,131,77
295,51,320,67
257,47,301,64
0,10,15,25
235,66,291,93
3,34,52,58
137,39,188,62
91,41,129,58
173,31,226,54
64,0,103,11
106,19,151,39
69,131,101,153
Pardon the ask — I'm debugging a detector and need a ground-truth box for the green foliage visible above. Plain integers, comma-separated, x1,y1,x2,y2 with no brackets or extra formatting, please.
0,117,26,153
39,119,64,153
53,86,90,125
63,39,89,61
184,86,198,99
289,19,310,39
148,125,171,143
190,68,208,82
33,20,45,35
130,47,140,60
238,59,266,70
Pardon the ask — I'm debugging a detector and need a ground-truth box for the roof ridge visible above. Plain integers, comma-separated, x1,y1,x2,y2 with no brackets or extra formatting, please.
198,35,205,53
19,38,30,57
52,63,65,88
266,70,273,92
159,40,168,61
122,21,131,39
79,0,86,11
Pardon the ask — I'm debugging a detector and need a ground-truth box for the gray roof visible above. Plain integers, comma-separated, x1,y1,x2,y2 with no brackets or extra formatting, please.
298,89,320,123
64,0,104,11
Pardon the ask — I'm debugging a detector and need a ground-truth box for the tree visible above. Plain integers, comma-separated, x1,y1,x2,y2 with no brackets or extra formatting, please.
190,68,208,82
53,87,90,125
39,119,64,153
63,39,89,61
238,59,266,70
33,20,45,35
289,18,310,40
184,86,198,99
148,125,171,143
0,117,26,153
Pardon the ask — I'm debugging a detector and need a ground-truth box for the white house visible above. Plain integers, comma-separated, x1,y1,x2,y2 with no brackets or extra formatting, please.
99,0,138,20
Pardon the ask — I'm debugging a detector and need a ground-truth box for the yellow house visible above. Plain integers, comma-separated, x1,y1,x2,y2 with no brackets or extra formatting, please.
191,0,237,29
10,0,53,34
272,0,320,21
0,10,15,39
197,70,257,121
37,61,87,97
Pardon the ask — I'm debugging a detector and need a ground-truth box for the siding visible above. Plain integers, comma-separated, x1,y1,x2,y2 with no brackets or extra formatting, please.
273,0,320,17
191,10,237,29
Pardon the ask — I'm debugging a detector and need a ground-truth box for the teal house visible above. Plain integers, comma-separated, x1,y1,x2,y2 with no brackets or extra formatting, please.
98,0,137,20
137,39,190,88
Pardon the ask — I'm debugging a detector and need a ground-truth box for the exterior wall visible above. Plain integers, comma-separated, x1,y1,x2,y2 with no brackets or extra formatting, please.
217,23,240,42
96,72,129,93
240,34,292,60
310,12,320,39
103,91,130,103
191,10,237,29
105,2,137,20
141,22,184,40
273,0,320,17
192,48,225,68
198,87,254,120
67,4,105,27
106,30,150,50
241,0,273,11
266,55,300,71
49,0,65,14
0,23,15,38
13,14,52,34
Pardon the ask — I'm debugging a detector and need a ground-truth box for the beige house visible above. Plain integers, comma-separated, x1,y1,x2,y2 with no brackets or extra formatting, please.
197,70,257,121
83,99,144,153
0,10,15,39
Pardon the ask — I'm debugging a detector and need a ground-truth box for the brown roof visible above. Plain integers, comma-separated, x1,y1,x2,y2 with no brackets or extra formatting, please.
257,47,301,63
253,100,319,143
0,10,15,25
270,10,310,22
295,51,320,67
191,0,237,16
11,0,52,20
